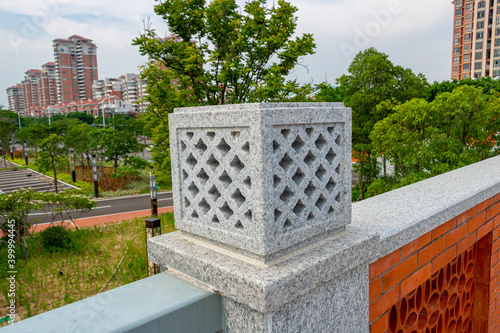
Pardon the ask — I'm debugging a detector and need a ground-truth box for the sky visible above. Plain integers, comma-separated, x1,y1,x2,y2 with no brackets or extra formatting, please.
0,0,453,109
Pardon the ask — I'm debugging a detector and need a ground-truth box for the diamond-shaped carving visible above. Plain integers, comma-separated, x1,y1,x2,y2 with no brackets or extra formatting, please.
186,153,197,169
244,210,252,221
216,138,231,155
281,128,291,138
198,198,211,213
186,132,194,139
274,209,282,222
328,206,335,214
212,215,220,223
206,154,220,171
274,175,281,188
315,164,327,180
291,135,305,152
219,171,232,188
325,148,337,163
207,131,216,140
230,155,245,172
335,164,341,174
231,131,241,140
307,212,315,221
195,139,207,153
279,153,294,171
231,189,246,207
315,194,326,209
235,220,244,229
304,182,316,198
242,142,250,153
181,141,186,152
292,168,305,185
305,128,314,136
283,219,293,231
184,197,191,207
243,177,251,189
191,210,199,218
304,151,316,166
188,182,199,197
208,185,221,201
315,134,327,150
197,168,209,184
327,126,334,134
273,140,281,152
280,186,294,204
335,135,341,145
182,169,188,180
220,202,234,218
326,178,336,193
293,200,306,216
335,192,341,203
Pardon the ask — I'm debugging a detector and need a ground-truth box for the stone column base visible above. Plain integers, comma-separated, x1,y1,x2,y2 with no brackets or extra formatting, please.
148,227,378,333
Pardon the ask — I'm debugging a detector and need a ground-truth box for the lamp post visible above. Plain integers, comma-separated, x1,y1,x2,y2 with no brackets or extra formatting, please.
92,154,99,198
100,96,116,127
18,111,21,129
70,148,76,182
9,139,13,160
23,140,28,165
145,217,161,276
150,165,158,216
48,106,52,127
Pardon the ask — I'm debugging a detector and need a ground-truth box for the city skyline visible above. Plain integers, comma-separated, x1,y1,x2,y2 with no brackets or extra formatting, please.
0,0,453,109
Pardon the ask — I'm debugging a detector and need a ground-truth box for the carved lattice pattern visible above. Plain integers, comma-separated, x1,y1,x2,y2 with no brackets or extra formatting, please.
178,128,252,233
272,124,344,234
389,244,478,333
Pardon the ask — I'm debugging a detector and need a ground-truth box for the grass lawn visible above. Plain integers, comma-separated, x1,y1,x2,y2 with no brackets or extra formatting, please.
0,212,176,325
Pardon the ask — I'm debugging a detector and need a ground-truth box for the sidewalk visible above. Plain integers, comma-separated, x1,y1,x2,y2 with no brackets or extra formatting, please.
30,206,174,233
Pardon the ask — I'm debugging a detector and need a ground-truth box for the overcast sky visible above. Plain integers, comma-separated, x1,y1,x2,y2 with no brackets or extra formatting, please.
0,0,453,109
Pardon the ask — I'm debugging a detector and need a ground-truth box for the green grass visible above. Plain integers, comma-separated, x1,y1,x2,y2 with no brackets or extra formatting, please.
0,212,176,324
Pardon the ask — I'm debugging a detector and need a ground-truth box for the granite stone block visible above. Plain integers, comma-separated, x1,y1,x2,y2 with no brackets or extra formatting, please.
169,103,352,261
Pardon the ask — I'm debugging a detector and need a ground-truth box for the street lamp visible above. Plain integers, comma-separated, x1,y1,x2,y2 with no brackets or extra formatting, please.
48,106,52,127
69,148,76,182
100,96,116,127
17,111,21,129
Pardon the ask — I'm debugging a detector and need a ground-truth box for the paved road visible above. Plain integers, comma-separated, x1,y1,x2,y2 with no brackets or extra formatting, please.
27,191,173,224
0,168,78,194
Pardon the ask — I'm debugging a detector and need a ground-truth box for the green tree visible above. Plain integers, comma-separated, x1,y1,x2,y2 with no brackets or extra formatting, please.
66,112,95,125
133,0,315,185
0,111,17,164
36,134,67,193
0,189,95,258
371,85,500,187
314,83,346,102
337,48,428,198
101,127,141,173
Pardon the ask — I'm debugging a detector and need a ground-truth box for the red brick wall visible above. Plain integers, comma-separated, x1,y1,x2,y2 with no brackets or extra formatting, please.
369,194,500,332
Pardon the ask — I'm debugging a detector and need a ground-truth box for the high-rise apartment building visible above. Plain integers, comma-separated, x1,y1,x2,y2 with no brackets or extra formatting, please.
39,62,58,107
7,84,24,114
22,69,42,116
53,35,98,103
452,0,500,80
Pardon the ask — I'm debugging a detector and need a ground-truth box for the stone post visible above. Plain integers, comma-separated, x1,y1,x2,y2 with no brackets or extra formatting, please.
148,103,377,332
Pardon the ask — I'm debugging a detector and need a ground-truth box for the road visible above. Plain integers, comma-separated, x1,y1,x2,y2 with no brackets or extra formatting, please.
27,191,174,224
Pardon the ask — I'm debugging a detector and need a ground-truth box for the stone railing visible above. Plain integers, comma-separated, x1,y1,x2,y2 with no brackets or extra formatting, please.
150,102,500,332
5,103,500,333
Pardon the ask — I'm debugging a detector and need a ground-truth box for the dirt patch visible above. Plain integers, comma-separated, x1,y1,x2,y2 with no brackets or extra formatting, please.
76,166,142,191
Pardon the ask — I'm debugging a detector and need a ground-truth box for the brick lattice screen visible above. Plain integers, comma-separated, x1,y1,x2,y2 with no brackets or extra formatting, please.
369,195,500,332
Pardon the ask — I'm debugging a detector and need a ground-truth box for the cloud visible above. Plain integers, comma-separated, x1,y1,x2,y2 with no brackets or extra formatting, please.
0,0,454,107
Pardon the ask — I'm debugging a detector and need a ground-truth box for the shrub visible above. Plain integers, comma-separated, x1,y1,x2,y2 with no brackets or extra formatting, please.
39,226,71,253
